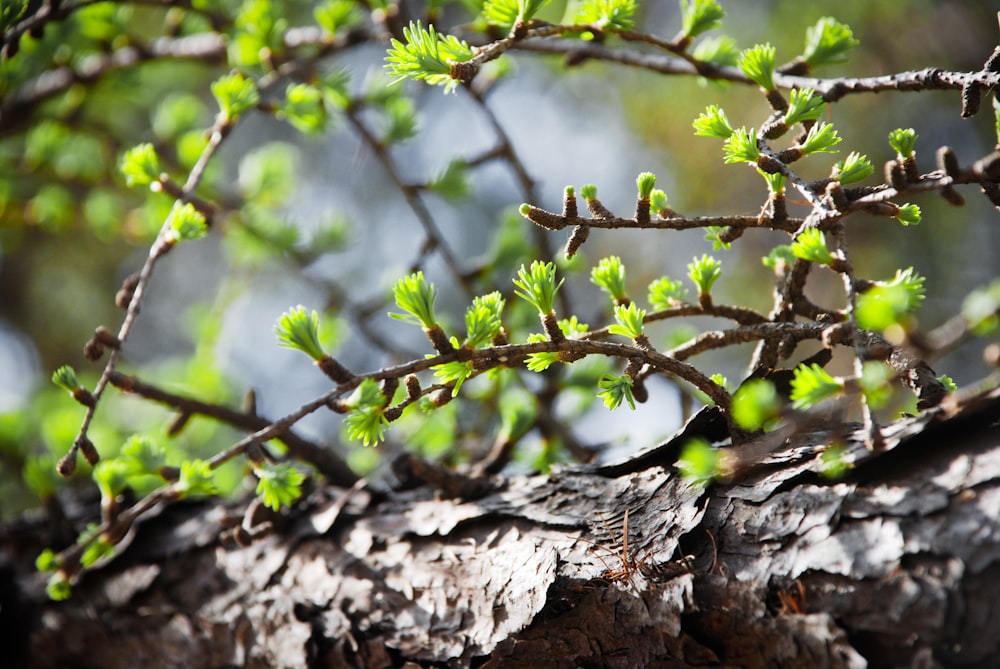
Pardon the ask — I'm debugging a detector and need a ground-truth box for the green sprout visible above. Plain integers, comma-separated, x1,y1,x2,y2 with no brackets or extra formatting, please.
47,574,72,601
762,244,796,270
211,72,260,121
896,203,921,226
759,168,787,195
791,228,834,265
36,548,61,573
514,260,563,315
688,254,722,296
430,159,471,201
52,364,82,394
255,462,306,511
692,35,739,68
648,276,687,309
693,105,734,139
819,444,850,479
432,359,475,395
636,171,657,199
680,0,725,40
580,184,598,201
380,94,418,145
120,143,162,188
723,127,760,164
677,438,722,485
314,0,360,36
343,378,390,446
886,267,927,312
524,333,561,372
784,88,825,126
591,256,629,304
484,0,551,29
384,21,475,93
166,203,208,243
92,459,132,500
52,365,95,407
119,435,166,477
857,284,912,331
597,374,636,411
575,0,637,31
802,17,859,67
738,43,776,90
888,128,918,158
962,279,1000,335
391,272,439,329
464,291,505,348
937,374,958,393
731,379,781,431
279,83,328,135
704,226,731,251
859,360,894,410
176,459,217,498
608,302,646,339
789,363,843,410
798,121,842,155
833,151,874,184
80,534,116,568
649,189,670,215
558,316,590,337
856,269,924,331
275,306,327,361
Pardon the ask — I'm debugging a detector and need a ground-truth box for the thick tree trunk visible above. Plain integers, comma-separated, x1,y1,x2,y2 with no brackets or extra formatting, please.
5,388,1000,668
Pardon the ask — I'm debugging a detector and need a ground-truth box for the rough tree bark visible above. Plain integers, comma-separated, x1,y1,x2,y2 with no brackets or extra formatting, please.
3,387,999,668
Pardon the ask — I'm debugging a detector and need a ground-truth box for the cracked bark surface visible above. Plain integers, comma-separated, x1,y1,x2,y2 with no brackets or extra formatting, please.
4,387,1000,668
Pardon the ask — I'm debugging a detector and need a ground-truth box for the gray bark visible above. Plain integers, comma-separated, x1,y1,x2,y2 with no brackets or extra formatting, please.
5,388,1000,668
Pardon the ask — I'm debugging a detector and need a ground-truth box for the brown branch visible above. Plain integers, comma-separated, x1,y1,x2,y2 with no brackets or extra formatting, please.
108,372,358,487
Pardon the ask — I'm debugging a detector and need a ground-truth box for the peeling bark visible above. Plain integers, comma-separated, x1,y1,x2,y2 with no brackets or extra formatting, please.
4,388,1000,668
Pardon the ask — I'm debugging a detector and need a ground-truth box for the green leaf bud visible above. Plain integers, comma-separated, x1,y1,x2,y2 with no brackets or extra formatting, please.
731,379,781,431
833,151,874,184
783,88,825,126
176,459,217,498
791,228,834,265
384,21,475,93
591,256,628,303
648,276,688,310
120,143,162,188
211,72,260,121
693,105,734,139
738,43,777,90
803,17,859,67
275,306,327,361
687,254,722,296
799,121,842,155
166,203,208,243
677,438,722,484
636,171,657,199
597,374,636,411
723,127,760,164
790,363,843,409
896,203,921,226
680,0,725,40
888,128,918,159
608,302,646,339
390,272,439,329
255,462,306,511
513,261,563,315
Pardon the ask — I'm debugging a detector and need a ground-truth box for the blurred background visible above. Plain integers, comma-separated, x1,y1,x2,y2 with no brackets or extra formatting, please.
2,0,1000,518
